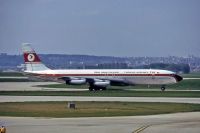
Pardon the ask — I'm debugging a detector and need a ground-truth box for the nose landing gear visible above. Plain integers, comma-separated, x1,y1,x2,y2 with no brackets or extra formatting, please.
161,86,166,91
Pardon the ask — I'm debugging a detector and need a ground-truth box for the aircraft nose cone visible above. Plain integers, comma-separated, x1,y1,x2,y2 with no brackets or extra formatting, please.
174,74,183,82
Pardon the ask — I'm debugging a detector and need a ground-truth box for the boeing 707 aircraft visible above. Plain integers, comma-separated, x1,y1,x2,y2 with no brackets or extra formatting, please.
22,44,183,91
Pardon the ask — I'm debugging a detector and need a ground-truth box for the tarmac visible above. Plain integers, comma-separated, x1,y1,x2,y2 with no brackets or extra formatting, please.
1,96,200,104
1,112,200,133
0,82,88,91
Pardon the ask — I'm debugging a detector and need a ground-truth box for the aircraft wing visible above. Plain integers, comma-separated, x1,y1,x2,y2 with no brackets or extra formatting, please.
59,76,130,86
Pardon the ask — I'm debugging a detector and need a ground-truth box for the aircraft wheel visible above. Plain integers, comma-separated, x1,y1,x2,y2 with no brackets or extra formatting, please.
89,87,93,91
94,87,100,91
101,87,107,91
161,86,166,91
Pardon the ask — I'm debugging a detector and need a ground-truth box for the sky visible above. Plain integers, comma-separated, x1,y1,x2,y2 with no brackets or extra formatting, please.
0,0,200,57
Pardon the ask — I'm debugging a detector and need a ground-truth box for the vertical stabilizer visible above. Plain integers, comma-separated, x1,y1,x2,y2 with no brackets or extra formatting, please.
22,43,50,71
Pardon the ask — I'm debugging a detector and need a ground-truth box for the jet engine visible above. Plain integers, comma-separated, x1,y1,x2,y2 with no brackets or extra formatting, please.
66,78,86,85
93,79,110,87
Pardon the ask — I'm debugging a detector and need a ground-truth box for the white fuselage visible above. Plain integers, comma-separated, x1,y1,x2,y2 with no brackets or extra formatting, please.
25,69,177,85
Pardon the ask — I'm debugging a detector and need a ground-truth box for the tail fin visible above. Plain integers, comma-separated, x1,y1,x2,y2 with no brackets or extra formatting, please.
22,43,50,71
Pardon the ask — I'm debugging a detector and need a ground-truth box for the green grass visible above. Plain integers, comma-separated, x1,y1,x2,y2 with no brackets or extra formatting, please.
0,78,29,82
0,72,24,77
0,101,200,117
168,79,200,90
1,90,200,97
181,73,200,78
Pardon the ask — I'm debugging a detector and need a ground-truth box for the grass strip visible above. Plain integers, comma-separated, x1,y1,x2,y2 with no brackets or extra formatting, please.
0,78,29,82
0,101,200,117
0,72,24,77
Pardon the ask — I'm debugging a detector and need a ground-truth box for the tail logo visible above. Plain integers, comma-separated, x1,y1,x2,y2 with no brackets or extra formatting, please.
27,53,35,62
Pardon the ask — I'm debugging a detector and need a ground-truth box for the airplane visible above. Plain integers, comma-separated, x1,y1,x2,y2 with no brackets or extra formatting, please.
22,43,183,91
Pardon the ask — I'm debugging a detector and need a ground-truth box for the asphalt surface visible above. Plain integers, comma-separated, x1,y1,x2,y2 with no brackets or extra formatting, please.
1,112,200,133
0,76,28,79
0,82,88,91
1,96,200,104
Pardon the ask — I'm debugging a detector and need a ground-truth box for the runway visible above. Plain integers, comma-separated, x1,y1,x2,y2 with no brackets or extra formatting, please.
0,82,60,91
1,112,200,133
0,82,88,91
0,76,28,79
1,96,200,104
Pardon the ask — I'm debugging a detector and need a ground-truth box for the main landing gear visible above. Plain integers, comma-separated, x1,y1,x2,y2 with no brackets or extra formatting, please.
161,86,166,91
89,86,107,91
